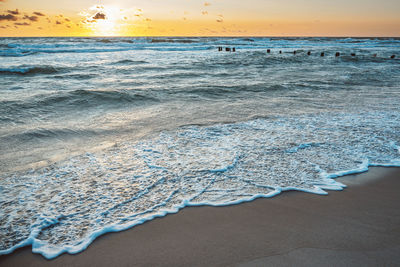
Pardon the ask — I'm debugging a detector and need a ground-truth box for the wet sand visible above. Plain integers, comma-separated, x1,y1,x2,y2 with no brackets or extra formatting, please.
1,167,399,266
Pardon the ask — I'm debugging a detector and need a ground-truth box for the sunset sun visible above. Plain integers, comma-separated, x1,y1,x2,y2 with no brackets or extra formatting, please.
81,5,129,36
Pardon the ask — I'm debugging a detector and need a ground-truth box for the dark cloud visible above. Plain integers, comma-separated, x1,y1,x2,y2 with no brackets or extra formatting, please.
14,22,30,26
24,15,39,22
65,18,70,22
0,25,6,28
0,14,18,21
7,9,19,15
216,18,223,23
33,12,45,16
56,20,62,24
93,12,106,20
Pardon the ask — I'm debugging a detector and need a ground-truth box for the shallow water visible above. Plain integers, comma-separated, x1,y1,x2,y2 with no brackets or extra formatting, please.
0,37,399,258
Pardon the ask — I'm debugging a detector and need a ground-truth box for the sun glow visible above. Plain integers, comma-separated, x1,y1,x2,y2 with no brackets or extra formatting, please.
81,5,134,36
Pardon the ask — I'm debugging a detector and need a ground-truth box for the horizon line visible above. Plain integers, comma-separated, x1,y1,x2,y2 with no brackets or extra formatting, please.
0,35,399,38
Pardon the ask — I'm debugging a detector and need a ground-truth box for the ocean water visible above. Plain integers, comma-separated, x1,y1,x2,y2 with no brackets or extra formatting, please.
0,37,399,259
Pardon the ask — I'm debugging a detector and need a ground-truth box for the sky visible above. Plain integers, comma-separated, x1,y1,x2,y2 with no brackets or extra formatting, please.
0,0,399,37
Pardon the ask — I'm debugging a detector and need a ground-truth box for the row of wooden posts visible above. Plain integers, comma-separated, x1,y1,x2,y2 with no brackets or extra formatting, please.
217,47,396,59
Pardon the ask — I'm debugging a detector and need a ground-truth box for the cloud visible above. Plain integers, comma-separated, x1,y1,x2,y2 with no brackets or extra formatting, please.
24,15,39,22
7,9,19,15
202,11,208,15
0,14,18,21
93,12,106,20
65,18,70,22
56,20,62,24
33,12,45,16
14,22,30,26
204,2,211,6
216,18,223,23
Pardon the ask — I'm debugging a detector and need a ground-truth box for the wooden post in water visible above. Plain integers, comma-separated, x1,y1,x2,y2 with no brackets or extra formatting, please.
335,52,340,57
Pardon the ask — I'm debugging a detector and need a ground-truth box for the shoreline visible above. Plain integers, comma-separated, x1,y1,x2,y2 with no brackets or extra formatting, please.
1,167,399,266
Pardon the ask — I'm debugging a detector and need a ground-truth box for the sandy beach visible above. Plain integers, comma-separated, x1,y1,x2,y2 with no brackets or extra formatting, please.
1,167,399,266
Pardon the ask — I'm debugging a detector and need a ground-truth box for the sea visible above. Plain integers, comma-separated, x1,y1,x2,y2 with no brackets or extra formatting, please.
0,37,399,259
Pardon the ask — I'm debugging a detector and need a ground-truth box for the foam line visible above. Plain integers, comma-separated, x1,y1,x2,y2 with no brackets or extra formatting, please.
1,111,400,259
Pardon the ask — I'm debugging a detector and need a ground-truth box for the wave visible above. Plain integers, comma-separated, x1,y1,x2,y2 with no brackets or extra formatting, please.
150,38,197,43
111,59,148,65
180,84,287,98
0,48,132,57
0,44,11,48
0,89,159,122
1,128,100,142
59,89,158,104
0,46,213,57
0,66,60,75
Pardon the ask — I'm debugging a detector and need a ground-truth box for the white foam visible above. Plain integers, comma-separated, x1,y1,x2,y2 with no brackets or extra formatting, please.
0,111,399,259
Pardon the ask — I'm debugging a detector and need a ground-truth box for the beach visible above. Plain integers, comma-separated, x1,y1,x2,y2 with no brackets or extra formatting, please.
1,167,399,266
1,37,399,263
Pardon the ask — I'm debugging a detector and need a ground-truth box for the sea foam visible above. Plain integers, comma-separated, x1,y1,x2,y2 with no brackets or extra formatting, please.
0,111,399,259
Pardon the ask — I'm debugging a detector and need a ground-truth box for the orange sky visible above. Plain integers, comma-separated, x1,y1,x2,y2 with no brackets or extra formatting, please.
0,0,399,37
